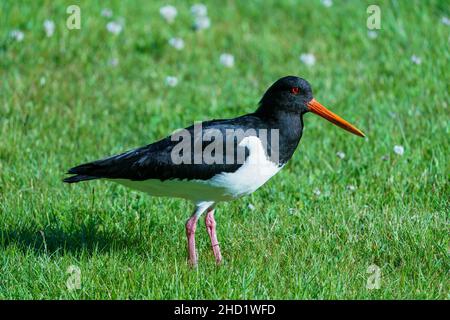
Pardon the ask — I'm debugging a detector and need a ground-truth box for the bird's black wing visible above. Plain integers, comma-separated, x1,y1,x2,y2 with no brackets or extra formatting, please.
64,115,273,183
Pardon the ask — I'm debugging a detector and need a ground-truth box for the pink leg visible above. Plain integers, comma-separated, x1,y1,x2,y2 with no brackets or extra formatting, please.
205,208,222,264
185,214,199,266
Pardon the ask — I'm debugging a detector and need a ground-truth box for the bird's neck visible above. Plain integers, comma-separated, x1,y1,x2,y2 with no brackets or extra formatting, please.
253,108,304,165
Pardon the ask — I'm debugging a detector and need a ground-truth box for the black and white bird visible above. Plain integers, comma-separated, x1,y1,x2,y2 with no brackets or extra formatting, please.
64,76,364,266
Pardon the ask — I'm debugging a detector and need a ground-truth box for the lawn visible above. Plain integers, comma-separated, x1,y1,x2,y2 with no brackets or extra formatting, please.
0,0,448,299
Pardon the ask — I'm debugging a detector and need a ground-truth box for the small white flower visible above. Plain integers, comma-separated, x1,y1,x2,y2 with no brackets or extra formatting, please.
346,185,356,192
101,8,113,18
441,16,450,26
219,53,235,68
165,76,178,87
411,55,421,65
39,77,46,86
321,0,333,7
299,53,316,66
388,111,397,118
109,58,119,67
191,4,208,17
168,37,184,50
393,145,404,156
313,188,321,196
106,21,123,35
10,29,24,42
43,20,55,37
160,5,177,23
367,30,378,39
408,107,422,117
248,203,256,211
336,151,346,159
194,16,211,30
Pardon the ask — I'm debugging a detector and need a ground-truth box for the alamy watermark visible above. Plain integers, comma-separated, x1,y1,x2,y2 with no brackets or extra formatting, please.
66,5,81,30
367,5,381,30
63,5,381,32
170,122,280,165
66,265,81,291
366,264,381,290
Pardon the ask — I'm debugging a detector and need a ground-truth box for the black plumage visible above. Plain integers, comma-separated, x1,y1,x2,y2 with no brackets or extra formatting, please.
64,76,311,183
64,115,302,182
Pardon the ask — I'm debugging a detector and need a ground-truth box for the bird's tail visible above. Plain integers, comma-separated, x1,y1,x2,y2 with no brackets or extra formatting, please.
63,148,138,183
63,174,98,183
63,161,103,183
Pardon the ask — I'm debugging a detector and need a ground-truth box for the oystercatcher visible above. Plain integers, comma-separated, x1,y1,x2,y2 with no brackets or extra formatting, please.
64,76,364,266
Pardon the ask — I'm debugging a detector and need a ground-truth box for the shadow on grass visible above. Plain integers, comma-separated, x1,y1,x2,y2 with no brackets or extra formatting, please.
0,209,153,257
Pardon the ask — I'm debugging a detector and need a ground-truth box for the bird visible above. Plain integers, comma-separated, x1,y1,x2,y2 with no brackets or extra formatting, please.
64,76,364,266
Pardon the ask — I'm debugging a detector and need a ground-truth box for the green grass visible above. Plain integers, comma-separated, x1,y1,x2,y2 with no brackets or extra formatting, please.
0,0,448,299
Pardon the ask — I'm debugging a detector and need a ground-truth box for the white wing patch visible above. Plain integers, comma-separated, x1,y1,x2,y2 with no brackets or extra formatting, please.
208,136,282,198
113,136,282,203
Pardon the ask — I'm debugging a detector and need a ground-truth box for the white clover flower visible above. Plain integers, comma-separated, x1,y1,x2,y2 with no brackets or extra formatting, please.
408,107,422,117
165,76,178,87
109,58,119,67
346,185,356,192
336,151,346,159
299,53,316,66
313,188,321,196
101,8,113,18
411,55,421,65
168,37,184,50
106,21,123,35
321,0,333,7
441,16,450,26
367,30,378,39
10,29,24,42
219,53,235,68
160,5,177,23
248,203,256,211
191,4,207,17
393,145,404,156
194,16,211,31
43,20,55,37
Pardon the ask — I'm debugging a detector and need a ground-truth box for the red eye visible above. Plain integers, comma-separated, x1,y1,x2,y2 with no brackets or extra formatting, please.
290,87,300,94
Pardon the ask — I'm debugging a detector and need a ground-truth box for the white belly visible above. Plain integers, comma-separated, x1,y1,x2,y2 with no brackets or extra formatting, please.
115,178,229,203
208,136,282,198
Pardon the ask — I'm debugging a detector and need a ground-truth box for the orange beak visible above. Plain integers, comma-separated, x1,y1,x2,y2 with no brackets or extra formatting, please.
307,99,365,137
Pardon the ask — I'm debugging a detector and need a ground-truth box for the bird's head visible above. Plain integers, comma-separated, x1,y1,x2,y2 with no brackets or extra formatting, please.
258,76,365,137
